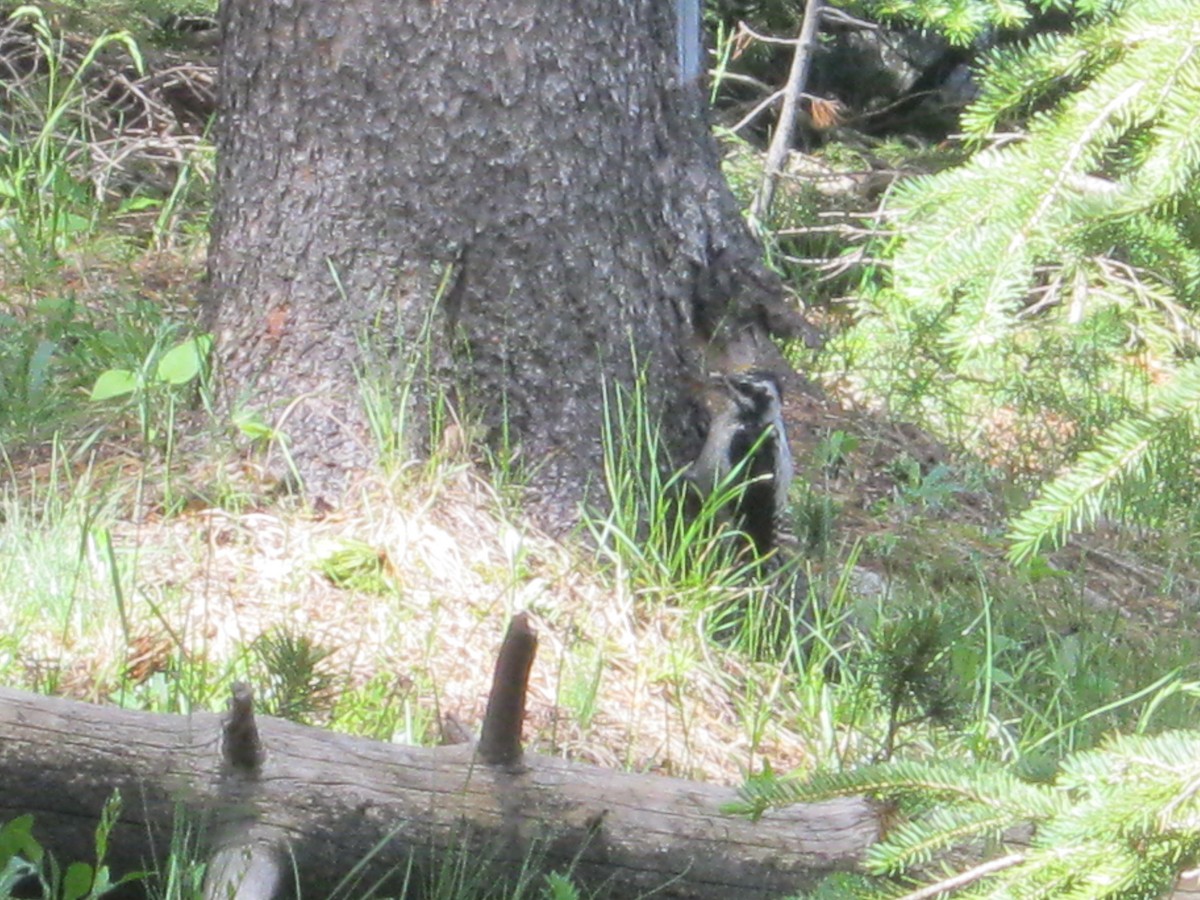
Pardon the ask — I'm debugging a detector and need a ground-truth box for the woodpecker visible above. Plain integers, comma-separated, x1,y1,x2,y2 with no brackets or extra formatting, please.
689,370,794,558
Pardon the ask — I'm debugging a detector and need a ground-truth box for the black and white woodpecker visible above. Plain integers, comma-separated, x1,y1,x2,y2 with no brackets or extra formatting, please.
689,370,795,558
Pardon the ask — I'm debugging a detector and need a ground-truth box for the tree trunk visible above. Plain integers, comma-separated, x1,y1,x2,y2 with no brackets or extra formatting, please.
0,686,878,899
204,0,800,514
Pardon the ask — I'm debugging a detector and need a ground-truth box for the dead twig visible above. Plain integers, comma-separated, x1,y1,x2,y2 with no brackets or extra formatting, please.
749,0,825,225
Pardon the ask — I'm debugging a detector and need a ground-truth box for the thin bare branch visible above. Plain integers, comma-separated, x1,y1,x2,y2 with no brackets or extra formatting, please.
897,853,1027,900
820,7,879,30
749,0,825,224
730,89,784,133
735,21,805,46
708,70,776,94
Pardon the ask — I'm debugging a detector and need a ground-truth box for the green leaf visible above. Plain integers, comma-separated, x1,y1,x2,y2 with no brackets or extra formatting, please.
62,861,93,900
233,408,276,441
89,369,138,401
27,339,56,396
116,196,160,214
60,212,92,235
89,864,112,897
35,296,74,318
0,815,41,868
155,334,211,385
541,872,581,900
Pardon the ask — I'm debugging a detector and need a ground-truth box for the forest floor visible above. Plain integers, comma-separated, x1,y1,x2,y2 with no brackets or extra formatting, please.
4,4,1200,800
7,238,1200,789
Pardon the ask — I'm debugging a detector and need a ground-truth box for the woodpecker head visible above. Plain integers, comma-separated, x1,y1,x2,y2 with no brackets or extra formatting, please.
721,370,784,426
689,369,794,558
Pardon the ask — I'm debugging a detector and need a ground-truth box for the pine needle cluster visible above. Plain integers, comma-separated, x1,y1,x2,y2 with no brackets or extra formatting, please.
732,730,1200,897
711,0,1100,44
892,0,1200,342
842,0,1200,558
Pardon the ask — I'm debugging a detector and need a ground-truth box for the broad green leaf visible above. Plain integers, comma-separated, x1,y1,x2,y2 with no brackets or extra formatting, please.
58,212,92,236
156,334,212,385
90,864,112,896
0,815,41,868
34,296,73,317
90,369,138,400
62,861,93,900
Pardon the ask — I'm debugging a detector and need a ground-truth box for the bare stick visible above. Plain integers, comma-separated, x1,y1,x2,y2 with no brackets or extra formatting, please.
749,0,825,226
478,613,538,766
897,853,1026,900
730,89,784,134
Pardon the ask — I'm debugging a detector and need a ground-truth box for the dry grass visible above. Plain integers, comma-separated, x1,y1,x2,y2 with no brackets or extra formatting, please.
2,438,819,784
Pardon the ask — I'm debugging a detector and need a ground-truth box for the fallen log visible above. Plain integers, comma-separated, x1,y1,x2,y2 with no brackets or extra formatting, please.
5,616,1200,899
0,616,879,899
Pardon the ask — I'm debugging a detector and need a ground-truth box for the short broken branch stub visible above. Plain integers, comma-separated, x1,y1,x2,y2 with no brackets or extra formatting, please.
478,613,538,766
222,681,264,773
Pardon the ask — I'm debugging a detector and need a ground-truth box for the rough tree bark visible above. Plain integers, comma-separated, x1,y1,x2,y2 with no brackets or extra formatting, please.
204,0,802,513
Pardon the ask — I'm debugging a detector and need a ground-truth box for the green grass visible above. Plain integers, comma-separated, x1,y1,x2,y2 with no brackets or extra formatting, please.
585,370,753,598
19,0,219,48
0,8,144,263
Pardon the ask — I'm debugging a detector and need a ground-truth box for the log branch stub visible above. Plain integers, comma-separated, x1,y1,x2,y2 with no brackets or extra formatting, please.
222,681,264,773
207,682,287,900
479,613,538,766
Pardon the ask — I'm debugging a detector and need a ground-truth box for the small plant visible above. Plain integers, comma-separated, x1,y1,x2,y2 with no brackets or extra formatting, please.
791,483,838,558
0,7,144,262
89,331,211,453
0,793,144,900
814,429,859,481
540,872,583,900
707,561,811,662
318,539,396,594
890,458,964,512
331,673,427,743
560,644,605,732
250,627,338,725
353,260,472,482
145,811,207,900
0,297,77,439
148,138,214,251
871,606,965,759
